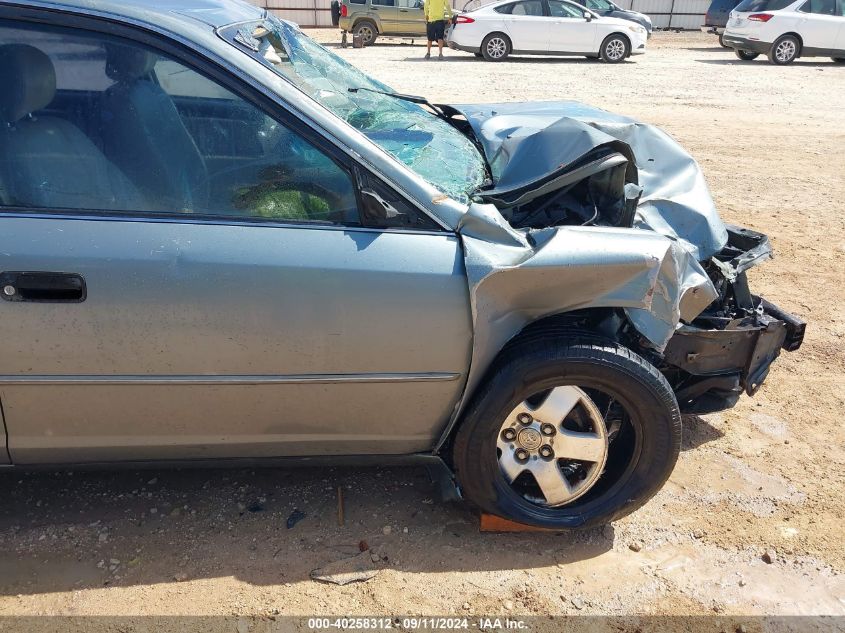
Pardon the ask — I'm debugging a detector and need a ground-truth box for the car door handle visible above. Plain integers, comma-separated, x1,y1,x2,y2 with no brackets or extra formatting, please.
0,271,87,303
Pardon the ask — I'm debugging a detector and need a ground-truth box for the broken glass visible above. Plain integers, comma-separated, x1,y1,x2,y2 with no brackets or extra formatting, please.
224,17,488,204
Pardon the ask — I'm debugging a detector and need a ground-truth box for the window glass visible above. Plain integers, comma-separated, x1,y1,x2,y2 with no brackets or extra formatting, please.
0,20,359,225
549,1,588,17
372,0,396,6
735,0,794,10
349,0,366,4
511,0,544,15
226,18,487,206
494,2,516,12
799,0,836,13
586,0,614,10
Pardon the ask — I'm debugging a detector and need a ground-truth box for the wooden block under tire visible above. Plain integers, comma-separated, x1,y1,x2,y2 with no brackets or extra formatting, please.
479,513,563,533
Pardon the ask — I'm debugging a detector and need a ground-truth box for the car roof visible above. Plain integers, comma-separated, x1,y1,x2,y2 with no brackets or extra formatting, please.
0,0,265,29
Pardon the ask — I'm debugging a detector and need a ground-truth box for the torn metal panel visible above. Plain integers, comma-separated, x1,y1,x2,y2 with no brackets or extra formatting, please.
450,101,729,261
455,205,719,414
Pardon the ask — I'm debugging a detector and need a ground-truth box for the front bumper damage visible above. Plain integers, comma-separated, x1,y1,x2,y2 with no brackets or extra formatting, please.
663,226,805,413
442,101,804,420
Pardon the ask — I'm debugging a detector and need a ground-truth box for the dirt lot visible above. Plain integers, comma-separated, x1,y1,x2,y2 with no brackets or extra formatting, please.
0,30,843,624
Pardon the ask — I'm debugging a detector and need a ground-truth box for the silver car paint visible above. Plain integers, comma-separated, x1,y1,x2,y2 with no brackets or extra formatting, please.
0,217,472,462
1,0,737,461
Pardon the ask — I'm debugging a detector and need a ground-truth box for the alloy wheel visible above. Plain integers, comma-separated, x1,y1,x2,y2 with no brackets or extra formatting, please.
774,39,796,63
358,25,374,44
496,386,609,507
605,38,626,62
486,37,507,60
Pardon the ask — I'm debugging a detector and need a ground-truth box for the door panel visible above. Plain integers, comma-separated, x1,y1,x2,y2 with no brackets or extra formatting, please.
504,15,550,49
798,0,841,48
0,217,472,463
370,0,400,30
397,0,426,34
547,1,598,52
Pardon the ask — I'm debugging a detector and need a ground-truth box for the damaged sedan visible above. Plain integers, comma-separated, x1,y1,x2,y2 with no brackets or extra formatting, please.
0,0,804,528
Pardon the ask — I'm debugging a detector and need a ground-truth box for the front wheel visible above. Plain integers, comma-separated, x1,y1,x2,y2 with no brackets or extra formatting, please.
481,33,510,61
735,49,759,61
768,34,799,64
599,34,630,63
718,33,729,48
452,337,682,529
832,57,845,63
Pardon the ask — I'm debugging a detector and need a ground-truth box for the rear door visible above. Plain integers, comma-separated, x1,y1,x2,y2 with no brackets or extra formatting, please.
500,0,550,50
397,0,427,34
547,0,599,51
836,0,845,50
797,0,841,48
0,16,473,465
371,0,401,31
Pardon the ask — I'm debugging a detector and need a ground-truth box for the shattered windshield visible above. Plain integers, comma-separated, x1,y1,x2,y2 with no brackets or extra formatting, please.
224,17,488,204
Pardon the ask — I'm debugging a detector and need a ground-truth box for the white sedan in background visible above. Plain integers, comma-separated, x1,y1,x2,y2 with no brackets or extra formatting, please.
446,0,648,62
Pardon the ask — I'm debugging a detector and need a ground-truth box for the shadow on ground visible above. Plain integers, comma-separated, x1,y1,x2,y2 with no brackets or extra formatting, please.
695,58,842,67
0,465,614,595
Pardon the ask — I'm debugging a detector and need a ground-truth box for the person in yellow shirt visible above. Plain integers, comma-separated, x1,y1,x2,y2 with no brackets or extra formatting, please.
423,0,453,59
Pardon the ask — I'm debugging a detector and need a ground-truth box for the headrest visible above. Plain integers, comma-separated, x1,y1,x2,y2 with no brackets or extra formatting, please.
105,43,158,82
0,44,57,124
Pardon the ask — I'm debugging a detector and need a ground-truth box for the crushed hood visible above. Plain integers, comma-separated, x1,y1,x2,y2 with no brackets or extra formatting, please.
450,101,729,261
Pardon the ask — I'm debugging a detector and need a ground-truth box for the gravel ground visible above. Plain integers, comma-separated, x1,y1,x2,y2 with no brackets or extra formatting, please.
0,30,843,623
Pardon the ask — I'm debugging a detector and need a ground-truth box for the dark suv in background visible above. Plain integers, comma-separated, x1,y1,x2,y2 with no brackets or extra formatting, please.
701,0,743,46
571,0,653,35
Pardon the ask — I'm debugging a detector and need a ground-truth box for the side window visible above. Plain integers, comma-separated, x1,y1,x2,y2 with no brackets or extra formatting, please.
372,0,396,6
511,0,545,15
586,0,613,10
349,0,366,4
800,0,836,13
495,2,516,12
549,1,587,17
0,20,359,226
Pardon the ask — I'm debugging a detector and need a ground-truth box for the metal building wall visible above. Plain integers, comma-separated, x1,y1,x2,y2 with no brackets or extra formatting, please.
248,0,709,30
614,0,710,29
248,0,335,28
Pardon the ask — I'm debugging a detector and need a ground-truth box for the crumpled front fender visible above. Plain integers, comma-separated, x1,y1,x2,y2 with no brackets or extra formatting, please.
438,202,718,448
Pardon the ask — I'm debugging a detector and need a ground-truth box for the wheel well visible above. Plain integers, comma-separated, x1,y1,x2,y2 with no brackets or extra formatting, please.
605,32,631,49
503,309,625,353
353,18,379,33
777,32,803,54
484,31,512,50
436,308,639,458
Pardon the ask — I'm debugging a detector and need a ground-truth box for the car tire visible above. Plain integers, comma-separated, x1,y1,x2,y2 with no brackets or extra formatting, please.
832,57,845,63
474,52,483,57
599,34,630,63
451,335,681,529
768,34,799,64
735,49,759,61
352,20,378,46
481,32,510,61
718,33,729,48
